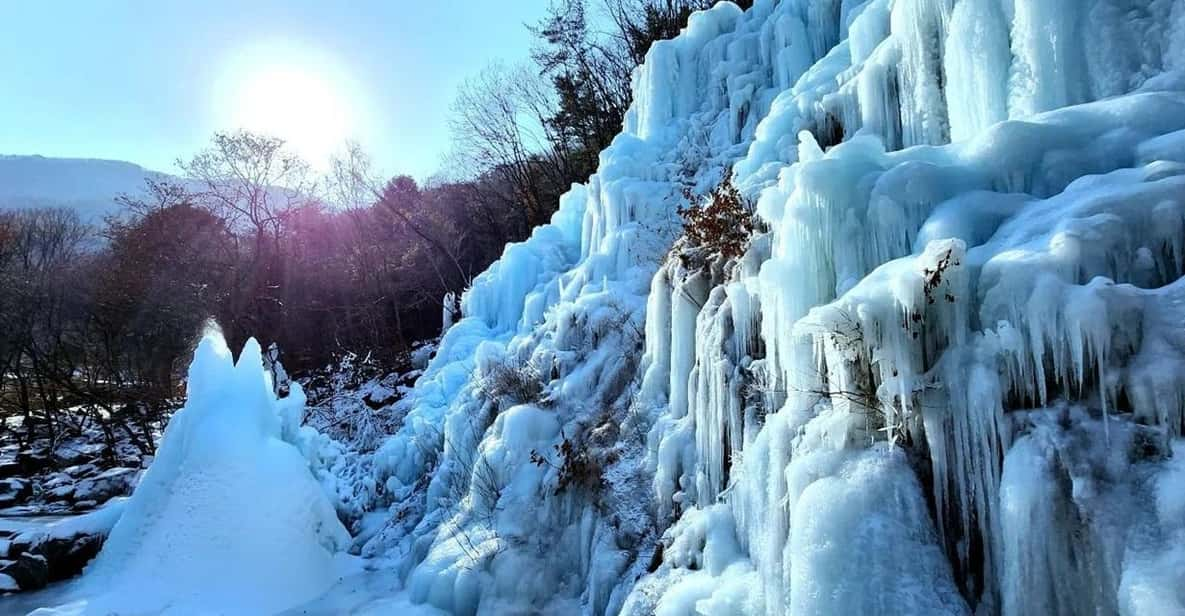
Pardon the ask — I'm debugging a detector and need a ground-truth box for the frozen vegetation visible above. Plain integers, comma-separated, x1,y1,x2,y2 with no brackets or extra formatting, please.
15,0,1185,614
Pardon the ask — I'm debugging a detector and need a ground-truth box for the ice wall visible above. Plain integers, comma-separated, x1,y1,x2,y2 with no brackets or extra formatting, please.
367,1,1185,615
639,1,1185,614
361,5,797,615
43,332,350,615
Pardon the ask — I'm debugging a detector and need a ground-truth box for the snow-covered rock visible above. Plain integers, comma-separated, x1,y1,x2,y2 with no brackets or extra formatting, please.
68,468,136,508
0,553,48,592
0,479,32,508
1,500,127,591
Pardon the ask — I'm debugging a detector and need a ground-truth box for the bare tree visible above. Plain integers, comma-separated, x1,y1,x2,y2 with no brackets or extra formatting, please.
329,142,471,286
179,131,315,345
447,63,575,233
114,177,193,218
325,140,376,212
180,131,315,239
0,209,92,448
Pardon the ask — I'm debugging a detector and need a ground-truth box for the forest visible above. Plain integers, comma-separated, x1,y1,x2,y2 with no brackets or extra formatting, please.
0,0,746,457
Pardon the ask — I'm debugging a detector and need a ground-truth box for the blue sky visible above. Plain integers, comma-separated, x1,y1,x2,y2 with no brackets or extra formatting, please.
0,1,547,180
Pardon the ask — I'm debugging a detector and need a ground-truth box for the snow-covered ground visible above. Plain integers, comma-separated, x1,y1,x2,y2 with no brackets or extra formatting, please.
7,0,1185,614
0,423,150,518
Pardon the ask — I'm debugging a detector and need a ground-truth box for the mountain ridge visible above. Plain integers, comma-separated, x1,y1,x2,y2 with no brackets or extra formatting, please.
0,154,166,220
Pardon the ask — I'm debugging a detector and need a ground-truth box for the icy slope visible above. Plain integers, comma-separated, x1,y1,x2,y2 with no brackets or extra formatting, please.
361,4,797,614
368,1,1185,615
33,332,350,616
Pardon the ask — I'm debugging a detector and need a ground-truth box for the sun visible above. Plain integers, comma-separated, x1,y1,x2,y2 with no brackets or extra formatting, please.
231,67,352,164
217,42,360,168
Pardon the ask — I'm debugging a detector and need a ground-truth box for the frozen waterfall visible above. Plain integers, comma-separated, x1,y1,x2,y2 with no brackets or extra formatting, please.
364,1,1185,614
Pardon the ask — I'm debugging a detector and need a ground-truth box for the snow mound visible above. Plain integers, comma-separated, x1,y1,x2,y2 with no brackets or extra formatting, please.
36,332,350,615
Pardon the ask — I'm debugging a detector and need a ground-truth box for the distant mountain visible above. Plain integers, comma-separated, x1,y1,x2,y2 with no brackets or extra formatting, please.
0,155,169,221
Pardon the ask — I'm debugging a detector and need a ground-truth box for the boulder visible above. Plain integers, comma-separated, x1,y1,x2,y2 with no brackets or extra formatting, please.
52,442,105,467
0,553,48,590
72,467,136,504
38,534,104,582
62,463,98,478
363,389,398,409
15,450,51,474
5,503,123,592
0,460,21,478
45,484,76,503
0,478,32,508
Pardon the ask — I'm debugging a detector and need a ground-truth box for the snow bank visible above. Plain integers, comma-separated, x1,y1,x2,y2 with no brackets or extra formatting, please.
35,332,349,615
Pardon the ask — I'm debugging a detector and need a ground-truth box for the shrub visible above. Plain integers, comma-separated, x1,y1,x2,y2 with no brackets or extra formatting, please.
678,170,757,260
478,359,549,407
530,433,601,495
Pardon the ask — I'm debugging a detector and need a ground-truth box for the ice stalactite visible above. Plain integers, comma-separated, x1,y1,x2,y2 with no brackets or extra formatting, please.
1119,438,1185,614
943,0,1010,142
649,262,712,520
999,422,1103,616
358,4,807,615
997,408,1182,616
646,245,768,523
626,1,1185,615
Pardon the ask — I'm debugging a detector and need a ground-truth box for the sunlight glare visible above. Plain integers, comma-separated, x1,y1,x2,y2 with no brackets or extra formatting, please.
217,42,361,168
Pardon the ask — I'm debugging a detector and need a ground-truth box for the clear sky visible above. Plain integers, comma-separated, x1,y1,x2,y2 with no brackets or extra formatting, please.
0,1,547,180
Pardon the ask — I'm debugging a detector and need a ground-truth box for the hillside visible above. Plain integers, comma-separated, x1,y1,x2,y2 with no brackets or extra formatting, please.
0,155,162,220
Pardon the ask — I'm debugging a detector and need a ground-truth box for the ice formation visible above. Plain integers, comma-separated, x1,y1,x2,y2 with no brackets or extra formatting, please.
354,1,1185,614
28,0,1185,614
35,332,350,615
